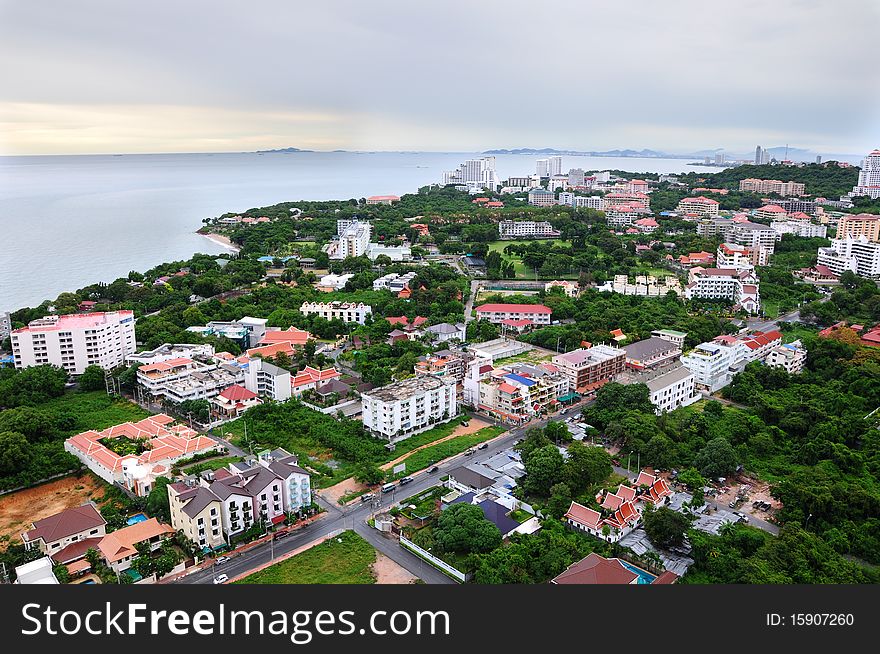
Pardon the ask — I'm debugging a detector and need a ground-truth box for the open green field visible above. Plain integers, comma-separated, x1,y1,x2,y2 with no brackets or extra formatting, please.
38,391,151,432
386,426,506,480
487,239,579,280
234,530,376,584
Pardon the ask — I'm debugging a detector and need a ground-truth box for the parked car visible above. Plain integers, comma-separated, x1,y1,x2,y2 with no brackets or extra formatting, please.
728,500,737,508
213,574,229,584
399,476,413,485
461,420,470,427
215,556,230,565
427,466,439,474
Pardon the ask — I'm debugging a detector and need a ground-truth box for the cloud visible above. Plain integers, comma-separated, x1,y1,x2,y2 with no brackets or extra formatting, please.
0,0,878,154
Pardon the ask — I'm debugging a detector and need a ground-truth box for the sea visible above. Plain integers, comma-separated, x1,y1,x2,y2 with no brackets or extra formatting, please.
0,151,720,312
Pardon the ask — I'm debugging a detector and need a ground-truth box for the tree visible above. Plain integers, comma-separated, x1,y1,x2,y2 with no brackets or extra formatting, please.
353,462,385,486
694,437,739,479
78,365,106,392
547,482,573,519
643,505,692,548
544,420,571,444
515,427,550,459
0,431,30,475
564,441,612,492
522,444,565,496
146,477,172,522
433,503,501,554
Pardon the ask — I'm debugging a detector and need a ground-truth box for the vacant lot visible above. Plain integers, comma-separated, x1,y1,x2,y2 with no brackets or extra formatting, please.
235,530,377,584
0,473,108,549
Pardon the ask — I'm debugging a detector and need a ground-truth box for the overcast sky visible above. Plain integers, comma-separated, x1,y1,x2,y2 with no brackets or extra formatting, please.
1,0,878,155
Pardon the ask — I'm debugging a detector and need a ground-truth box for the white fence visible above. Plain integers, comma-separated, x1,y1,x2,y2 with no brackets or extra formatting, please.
399,535,469,583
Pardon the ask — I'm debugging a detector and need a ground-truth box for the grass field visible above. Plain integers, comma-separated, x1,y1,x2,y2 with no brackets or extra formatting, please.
234,530,376,584
386,426,506,480
487,239,578,280
39,391,151,432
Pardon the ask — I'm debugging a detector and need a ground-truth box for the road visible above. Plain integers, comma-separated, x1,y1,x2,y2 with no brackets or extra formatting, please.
747,307,802,333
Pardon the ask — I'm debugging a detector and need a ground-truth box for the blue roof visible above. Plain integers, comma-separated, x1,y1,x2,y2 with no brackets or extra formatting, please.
505,373,536,387
257,256,275,262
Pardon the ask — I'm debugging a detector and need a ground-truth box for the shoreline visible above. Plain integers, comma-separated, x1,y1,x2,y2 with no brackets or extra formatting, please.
201,232,241,252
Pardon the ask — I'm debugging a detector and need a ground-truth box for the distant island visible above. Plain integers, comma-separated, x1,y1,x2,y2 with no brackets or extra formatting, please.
482,147,692,159
255,147,314,153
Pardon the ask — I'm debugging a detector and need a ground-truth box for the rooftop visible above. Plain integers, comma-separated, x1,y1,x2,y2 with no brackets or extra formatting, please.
363,375,451,402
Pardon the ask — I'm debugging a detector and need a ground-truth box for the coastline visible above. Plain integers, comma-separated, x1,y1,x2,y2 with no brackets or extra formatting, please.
201,232,241,252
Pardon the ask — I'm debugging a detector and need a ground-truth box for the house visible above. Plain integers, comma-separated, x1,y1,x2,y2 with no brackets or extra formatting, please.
545,280,579,297
678,251,715,267
21,503,107,556
551,552,677,585
258,327,313,348
425,322,467,342
291,366,342,396
14,557,59,585
212,384,262,419
97,518,175,573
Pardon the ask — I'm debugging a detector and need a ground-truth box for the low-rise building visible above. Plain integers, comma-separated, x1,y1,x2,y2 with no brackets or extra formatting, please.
545,280,579,297
186,317,267,348
526,189,557,207
771,220,827,239
739,178,806,196
211,384,262,419
498,220,560,238
696,217,735,238
765,340,807,374
362,376,458,441
478,363,569,425
299,301,373,324
676,196,719,216
717,242,765,269
684,267,761,314
622,337,682,370
424,322,467,342
127,343,215,366
681,342,738,392
97,518,175,573
137,358,245,403
475,303,552,325
836,213,880,242
244,357,292,401
21,503,107,556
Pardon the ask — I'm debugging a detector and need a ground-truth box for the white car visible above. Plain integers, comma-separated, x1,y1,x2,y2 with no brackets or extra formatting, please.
215,556,230,564
213,574,229,584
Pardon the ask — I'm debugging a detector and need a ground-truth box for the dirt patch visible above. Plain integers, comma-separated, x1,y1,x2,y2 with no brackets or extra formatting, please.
712,475,780,520
372,552,418,584
380,417,492,471
320,477,368,505
0,473,108,550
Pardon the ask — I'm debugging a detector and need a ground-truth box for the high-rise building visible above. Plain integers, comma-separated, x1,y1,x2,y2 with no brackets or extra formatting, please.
755,145,763,165
836,213,880,242
817,237,880,278
568,168,586,187
851,149,880,199
536,159,550,177
548,155,563,176
335,219,371,258
442,157,498,190
10,311,136,374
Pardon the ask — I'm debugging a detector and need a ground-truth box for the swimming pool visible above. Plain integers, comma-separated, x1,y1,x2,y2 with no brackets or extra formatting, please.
126,513,148,526
620,560,657,584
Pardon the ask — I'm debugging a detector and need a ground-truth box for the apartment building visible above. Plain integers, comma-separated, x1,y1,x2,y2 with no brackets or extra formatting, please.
836,213,880,242
717,242,764,269
372,271,418,292
478,363,569,425
498,219,561,238
552,345,626,393
244,357,292,401
730,221,777,256
771,220,827,239
299,301,373,324
366,195,400,205
137,358,244,403
770,198,817,214
651,329,687,348
850,149,880,199
676,196,720,216
442,157,499,191
475,303,552,325
817,237,880,278
621,337,682,370
525,189,556,207
604,192,650,210
10,310,136,374
739,178,806,196
684,267,761,314
765,340,807,374
167,483,227,551
332,219,371,259
126,343,215,366
605,204,646,227
362,376,458,442
415,349,480,384
681,342,738,392
186,317,268,348
618,364,700,414
696,217,735,238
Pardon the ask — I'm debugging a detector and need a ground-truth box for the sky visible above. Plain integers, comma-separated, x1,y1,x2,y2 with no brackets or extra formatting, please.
0,0,878,156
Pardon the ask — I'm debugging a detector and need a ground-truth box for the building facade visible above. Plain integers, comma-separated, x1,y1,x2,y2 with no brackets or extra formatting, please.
299,301,373,324
475,303,552,325
362,376,458,442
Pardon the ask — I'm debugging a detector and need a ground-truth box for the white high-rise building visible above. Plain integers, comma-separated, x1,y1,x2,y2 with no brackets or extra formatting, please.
817,236,880,278
335,219,371,259
754,145,763,165
851,149,880,199
362,376,457,442
10,311,136,375
548,155,563,176
536,159,550,177
442,157,499,191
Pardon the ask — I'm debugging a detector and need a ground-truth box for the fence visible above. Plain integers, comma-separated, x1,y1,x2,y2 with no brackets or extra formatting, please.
399,535,470,583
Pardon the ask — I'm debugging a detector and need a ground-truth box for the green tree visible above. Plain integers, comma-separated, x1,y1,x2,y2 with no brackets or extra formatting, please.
0,431,30,475
146,477,172,522
433,503,501,554
353,462,385,486
694,437,739,479
547,482,573,519
523,444,565,496
643,505,693,548
544,420,571,444
78,364,106,392
563,441,612,492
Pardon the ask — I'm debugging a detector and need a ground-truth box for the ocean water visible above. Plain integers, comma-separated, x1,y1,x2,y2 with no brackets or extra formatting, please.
0,151,719,311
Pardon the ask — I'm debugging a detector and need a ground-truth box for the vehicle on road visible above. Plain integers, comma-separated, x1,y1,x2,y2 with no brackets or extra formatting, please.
213,574,229,584
477,442,488,450
360,493,375,502
381,482,396,493
399,476,413,485
275,530,290,539
428,466,439,474
464,449,475,456
215,556,230,565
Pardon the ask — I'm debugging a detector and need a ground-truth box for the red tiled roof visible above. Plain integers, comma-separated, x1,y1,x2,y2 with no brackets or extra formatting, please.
551,553,638,585
218,385,258,402
24,504,106,545
564,502,602,530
